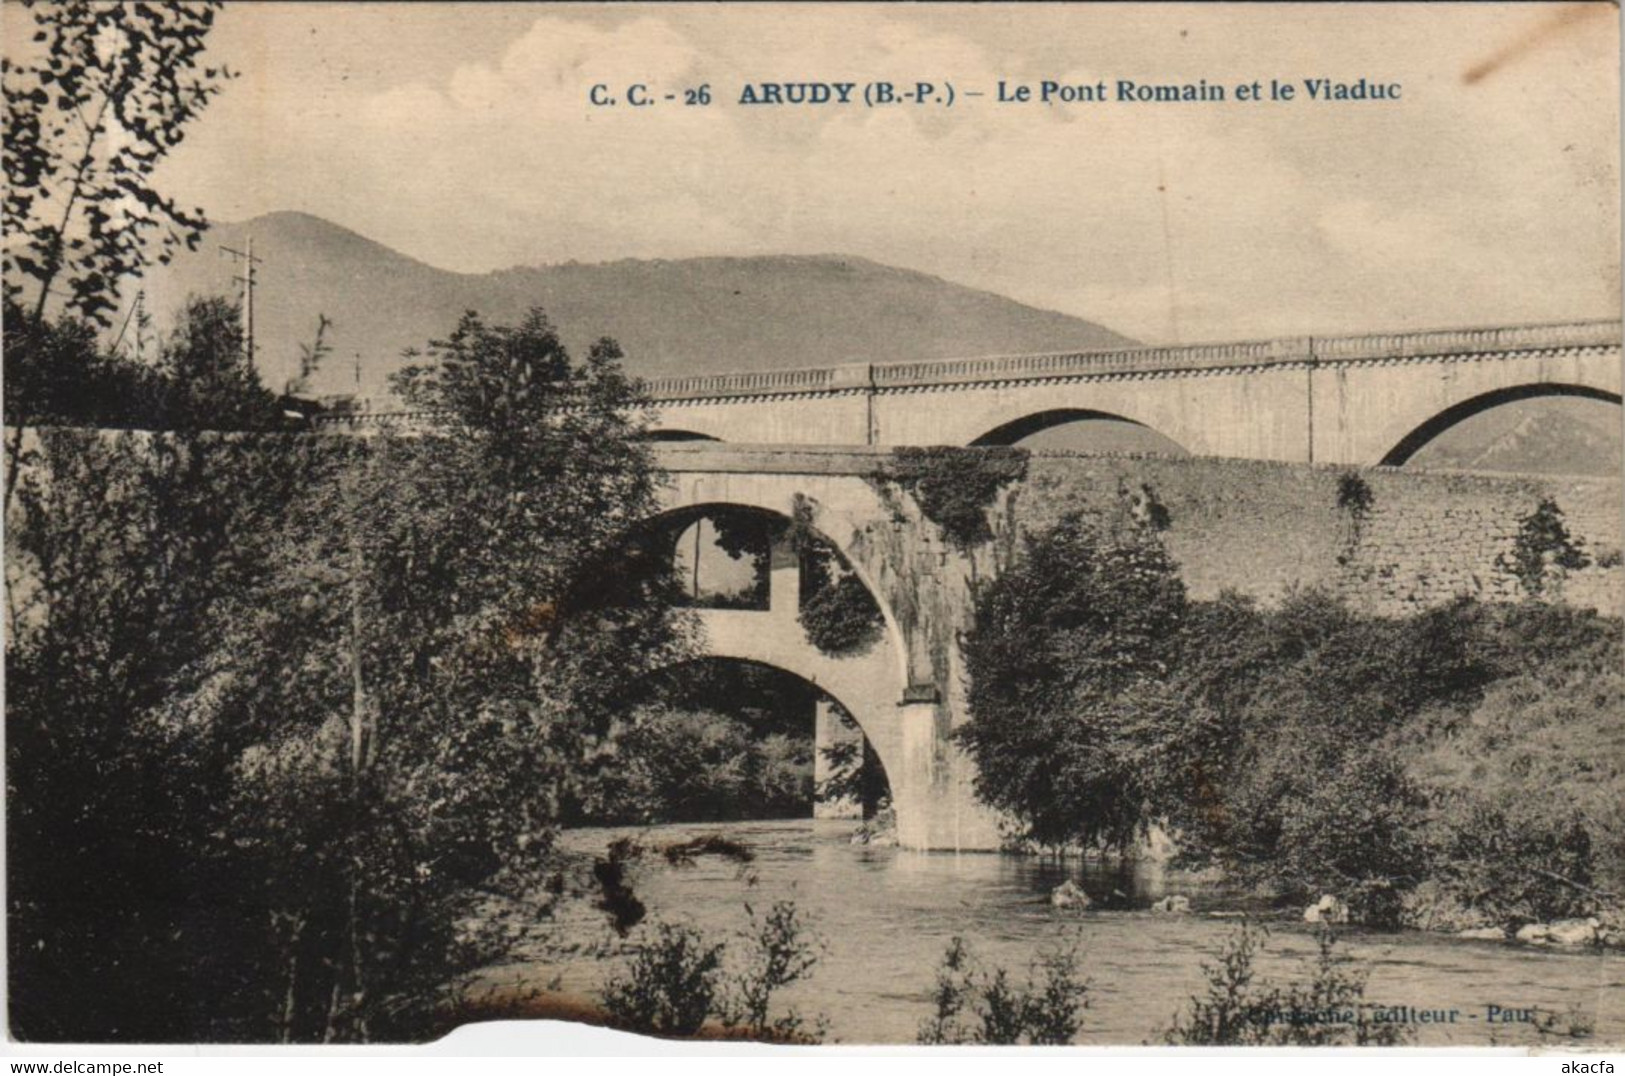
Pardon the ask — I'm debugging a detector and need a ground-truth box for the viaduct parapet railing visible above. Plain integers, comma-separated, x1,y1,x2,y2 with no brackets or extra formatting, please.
312,318,1621,426
636,319,1620,402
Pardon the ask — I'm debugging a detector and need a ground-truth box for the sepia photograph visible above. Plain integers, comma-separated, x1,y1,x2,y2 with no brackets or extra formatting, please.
3,0,1622,1055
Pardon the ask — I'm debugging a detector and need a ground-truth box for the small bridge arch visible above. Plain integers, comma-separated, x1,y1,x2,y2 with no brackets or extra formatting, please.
633,655,892,820
643,429,722,443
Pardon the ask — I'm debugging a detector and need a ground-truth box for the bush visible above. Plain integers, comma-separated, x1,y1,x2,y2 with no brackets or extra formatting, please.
957,511,1188,849
601,922,725,1036
1275,752,1427,928
877,446,1028,550
7,307,686,1042
725,900,825,1041
1163,923,1407,1046
799,572,883,655
917,936,1089,1045
600,901,824,1042
572,708,813,824
1425,796,1595,925
1496,498,1590,597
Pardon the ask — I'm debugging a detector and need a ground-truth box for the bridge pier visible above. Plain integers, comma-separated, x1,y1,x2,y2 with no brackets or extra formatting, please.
893,699,938,849
894,694,1004,852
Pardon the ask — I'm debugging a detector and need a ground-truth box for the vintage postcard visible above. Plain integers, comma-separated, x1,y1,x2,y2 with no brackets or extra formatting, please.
3,0,1621,1057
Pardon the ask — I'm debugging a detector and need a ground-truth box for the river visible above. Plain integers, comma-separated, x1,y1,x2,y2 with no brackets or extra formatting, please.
479,819,1623,1046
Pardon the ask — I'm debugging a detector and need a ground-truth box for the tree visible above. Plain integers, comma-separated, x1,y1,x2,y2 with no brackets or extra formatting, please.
4,0,236,507
150,295,285,430
153,308,694,1041
2,293,288,432
956,511,1188,849
7,307,692,1041
6,426,316,1040
3,0,232,326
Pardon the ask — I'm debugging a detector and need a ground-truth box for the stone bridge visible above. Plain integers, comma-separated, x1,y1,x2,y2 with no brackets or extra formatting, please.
313,318,1622,851
640,320,1620,464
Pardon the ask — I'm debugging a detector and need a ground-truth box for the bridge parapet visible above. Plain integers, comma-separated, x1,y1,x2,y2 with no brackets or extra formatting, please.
634,318,1619,402
1309,320,1620,364
309,408,443,432
871,335,1313,388
641,365,840,401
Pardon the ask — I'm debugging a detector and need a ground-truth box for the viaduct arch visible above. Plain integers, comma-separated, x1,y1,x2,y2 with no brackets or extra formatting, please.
967,408,1189,451
1377,383,1623,467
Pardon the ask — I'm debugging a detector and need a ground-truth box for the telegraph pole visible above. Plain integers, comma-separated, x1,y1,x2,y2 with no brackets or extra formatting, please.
220,236,263,369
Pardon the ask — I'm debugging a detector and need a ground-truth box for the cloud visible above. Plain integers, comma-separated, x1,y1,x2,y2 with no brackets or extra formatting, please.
164,4,1620,343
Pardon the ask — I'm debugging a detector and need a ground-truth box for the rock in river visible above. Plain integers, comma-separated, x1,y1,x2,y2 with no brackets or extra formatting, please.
1303,894,1349,924
1051,880,1092,910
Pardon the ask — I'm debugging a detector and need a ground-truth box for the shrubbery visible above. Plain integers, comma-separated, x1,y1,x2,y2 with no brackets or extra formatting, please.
875,446,1029,550
917,936,1089,1045
957,511,1189,849
1163,923,1408,1046
959,508,1625,929
568,661,844,825
799,573,884,655
600,901,824,1042
815,704,890,818
795,536,883,655
570,708,813,825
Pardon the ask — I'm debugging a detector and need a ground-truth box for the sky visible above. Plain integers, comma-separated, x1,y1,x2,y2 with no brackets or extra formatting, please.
150,1,1620,345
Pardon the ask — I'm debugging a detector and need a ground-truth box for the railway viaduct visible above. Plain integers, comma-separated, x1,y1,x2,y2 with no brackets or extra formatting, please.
639,320,1620,465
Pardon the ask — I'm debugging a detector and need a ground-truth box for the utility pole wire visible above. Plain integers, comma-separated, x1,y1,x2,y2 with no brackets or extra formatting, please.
110,289,144,357
220,236,263,373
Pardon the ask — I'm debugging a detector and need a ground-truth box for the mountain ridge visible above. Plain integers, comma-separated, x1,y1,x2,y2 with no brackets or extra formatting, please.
143,212,1136,398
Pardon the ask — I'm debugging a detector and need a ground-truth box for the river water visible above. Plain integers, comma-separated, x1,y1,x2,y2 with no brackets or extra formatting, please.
483,819,1623,1046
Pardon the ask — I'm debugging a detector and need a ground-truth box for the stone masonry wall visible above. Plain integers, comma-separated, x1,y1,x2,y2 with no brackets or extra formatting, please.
1008,454,1622,618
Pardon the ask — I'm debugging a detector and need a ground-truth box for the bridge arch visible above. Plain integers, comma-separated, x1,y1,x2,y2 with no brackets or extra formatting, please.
1378,383,1623,467
635,498,912,808
643,429,722,443
632,655,895,819
647,463,1009,850
969,407,1191,452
